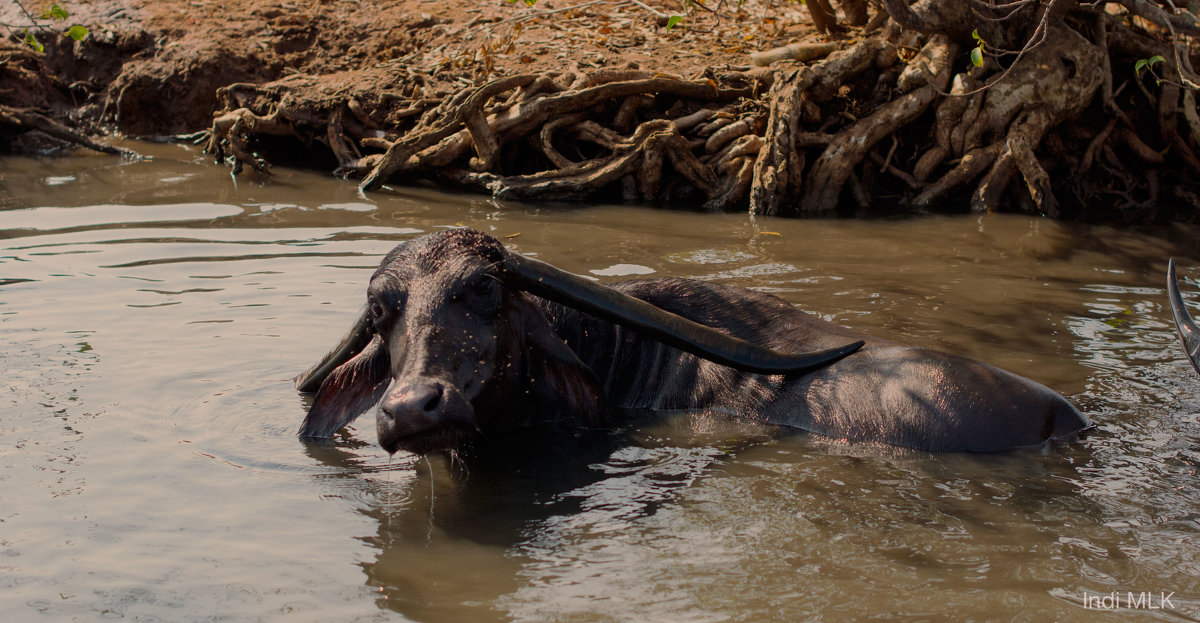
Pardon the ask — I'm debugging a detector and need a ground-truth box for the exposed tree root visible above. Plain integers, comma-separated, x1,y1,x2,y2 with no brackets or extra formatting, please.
201,106,293,174
799,35,955,215
191,1,1200,222
0,104,136,157
750,37,893,216
446,118,718,200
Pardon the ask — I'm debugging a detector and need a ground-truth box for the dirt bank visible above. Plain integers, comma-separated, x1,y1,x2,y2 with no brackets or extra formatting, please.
3,0,1200,223
3,0,810,135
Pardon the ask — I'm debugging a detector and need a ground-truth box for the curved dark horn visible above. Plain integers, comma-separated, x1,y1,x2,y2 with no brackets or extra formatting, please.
293,306,374,393
505,253,863,375
1168,258,1200,376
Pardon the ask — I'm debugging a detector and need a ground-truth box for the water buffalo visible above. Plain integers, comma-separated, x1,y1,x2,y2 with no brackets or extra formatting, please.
295,228,1087,455
1168,258,1200,375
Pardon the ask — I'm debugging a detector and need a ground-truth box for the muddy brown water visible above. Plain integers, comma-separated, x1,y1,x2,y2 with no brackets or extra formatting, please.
2,142,1199,622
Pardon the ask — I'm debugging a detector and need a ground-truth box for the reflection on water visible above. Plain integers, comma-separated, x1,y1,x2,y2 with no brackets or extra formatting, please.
2,142,1199,621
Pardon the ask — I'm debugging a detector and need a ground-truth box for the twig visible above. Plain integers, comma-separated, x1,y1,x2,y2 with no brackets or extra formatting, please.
623,0,667,19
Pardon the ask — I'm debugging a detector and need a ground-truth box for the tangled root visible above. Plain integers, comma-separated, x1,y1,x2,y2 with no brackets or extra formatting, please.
195,3,1200,221
200,68,768,207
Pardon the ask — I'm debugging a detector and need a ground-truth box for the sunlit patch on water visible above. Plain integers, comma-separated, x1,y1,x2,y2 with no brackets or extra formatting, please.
1,203,245,231
590,263,655,277
319,202,377,212
2,142,1200,621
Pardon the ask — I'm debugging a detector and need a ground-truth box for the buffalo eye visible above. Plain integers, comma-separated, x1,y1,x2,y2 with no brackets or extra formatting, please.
465,276,502,316
368,298,386,329
366,284,406,333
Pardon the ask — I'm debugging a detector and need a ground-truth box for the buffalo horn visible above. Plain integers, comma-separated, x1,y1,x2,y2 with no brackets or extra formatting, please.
505,253,864,374
294,306,374,393
1168,258,1200,375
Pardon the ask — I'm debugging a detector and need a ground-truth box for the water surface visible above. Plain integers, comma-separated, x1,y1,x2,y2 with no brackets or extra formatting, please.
2,143,1198,621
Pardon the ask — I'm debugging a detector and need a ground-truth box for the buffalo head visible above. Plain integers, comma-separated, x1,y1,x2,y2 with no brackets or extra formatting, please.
294,229,861,455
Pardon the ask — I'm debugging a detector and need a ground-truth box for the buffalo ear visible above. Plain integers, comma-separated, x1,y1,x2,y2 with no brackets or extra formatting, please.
298,336,391,438
294,306,374,393
519,306,606,427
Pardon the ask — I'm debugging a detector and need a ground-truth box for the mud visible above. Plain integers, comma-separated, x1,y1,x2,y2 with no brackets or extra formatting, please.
3,0,809,136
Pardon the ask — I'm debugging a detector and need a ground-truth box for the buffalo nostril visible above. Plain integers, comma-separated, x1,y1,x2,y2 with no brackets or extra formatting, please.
380,400,398,421
381,382,444,419
420,384,444,413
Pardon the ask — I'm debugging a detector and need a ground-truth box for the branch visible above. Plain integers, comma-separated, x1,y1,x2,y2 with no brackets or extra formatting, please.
1117,0,1200,38
0,105,138,157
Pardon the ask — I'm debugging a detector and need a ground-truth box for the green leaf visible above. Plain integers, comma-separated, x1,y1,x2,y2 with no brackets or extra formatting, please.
43,4,69,20
971,29,981,42
23,30,44,53
665,15,684,30
66,25,89,41
1136,55,1165,79
523,0,536,5
970,46,983,68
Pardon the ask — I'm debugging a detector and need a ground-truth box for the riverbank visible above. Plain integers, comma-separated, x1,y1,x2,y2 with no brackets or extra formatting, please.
3,0,1200,222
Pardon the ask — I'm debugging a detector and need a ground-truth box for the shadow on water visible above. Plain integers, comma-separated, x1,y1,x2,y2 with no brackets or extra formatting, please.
298,411,792,621
294,402,1143,621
